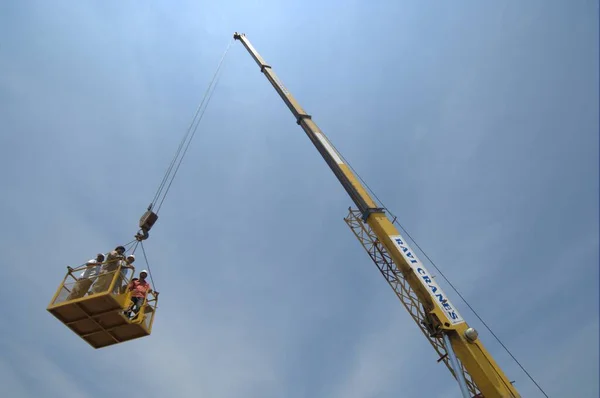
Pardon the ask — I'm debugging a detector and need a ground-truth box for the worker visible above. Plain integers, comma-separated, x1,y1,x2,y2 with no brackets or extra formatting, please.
115,254,136,294
124,269,156,320
66,253,105,300
90,245,126,294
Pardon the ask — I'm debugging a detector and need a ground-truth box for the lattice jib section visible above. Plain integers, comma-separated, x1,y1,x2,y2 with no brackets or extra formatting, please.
343,208,479,397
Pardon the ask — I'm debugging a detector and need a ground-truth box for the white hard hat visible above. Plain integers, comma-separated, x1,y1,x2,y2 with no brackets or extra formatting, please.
140,269,148,275
127,254,135,260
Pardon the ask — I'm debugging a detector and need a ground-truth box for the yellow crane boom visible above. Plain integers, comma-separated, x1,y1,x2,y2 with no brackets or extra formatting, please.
233,32,520,398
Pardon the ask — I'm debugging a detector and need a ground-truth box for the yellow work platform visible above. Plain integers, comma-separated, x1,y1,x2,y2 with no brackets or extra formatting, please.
47,265,158,349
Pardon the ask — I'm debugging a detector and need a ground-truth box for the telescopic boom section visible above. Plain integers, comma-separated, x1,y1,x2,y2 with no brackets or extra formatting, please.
233,32,520,398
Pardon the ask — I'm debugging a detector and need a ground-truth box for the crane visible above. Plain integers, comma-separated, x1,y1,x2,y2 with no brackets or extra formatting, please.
233,32,521,398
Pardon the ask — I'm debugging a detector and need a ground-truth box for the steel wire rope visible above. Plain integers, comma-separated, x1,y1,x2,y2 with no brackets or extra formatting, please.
156,43,231,213
139,241,156,291
149,39,233,215
323,136,548,397
128,240,140,255
123,239,138,250
150,80,211,208
149,61,219,208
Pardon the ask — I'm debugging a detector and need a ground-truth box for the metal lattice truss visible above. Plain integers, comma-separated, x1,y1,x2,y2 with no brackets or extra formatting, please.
344,208,480,397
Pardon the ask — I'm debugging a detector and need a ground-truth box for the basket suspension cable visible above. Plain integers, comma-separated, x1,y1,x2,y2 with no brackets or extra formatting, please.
127,240,140,255
139,241,156,290
133,39,233,243
123,239,138,250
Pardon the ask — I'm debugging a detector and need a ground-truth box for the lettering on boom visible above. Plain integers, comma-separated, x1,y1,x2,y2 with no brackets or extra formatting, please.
389,234,464,325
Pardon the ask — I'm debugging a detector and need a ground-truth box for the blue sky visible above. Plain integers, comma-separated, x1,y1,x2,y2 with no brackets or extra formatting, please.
0,1,598,397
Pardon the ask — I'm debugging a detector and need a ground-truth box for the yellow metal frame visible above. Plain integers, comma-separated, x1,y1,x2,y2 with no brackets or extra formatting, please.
48,263,132,307
47,263,159,349
127,291,159,330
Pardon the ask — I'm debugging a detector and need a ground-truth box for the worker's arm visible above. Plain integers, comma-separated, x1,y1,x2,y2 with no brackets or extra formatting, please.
127,279,137,290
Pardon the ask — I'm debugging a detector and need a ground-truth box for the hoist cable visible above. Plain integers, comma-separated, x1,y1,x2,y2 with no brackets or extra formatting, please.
325,140,548,397
150,130,190,208
149,59,219,208
156,40,232,214
149,39,233,215
150,84,206,207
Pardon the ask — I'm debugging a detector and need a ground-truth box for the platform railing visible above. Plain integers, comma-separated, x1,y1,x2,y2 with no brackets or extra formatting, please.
49,262,136,307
